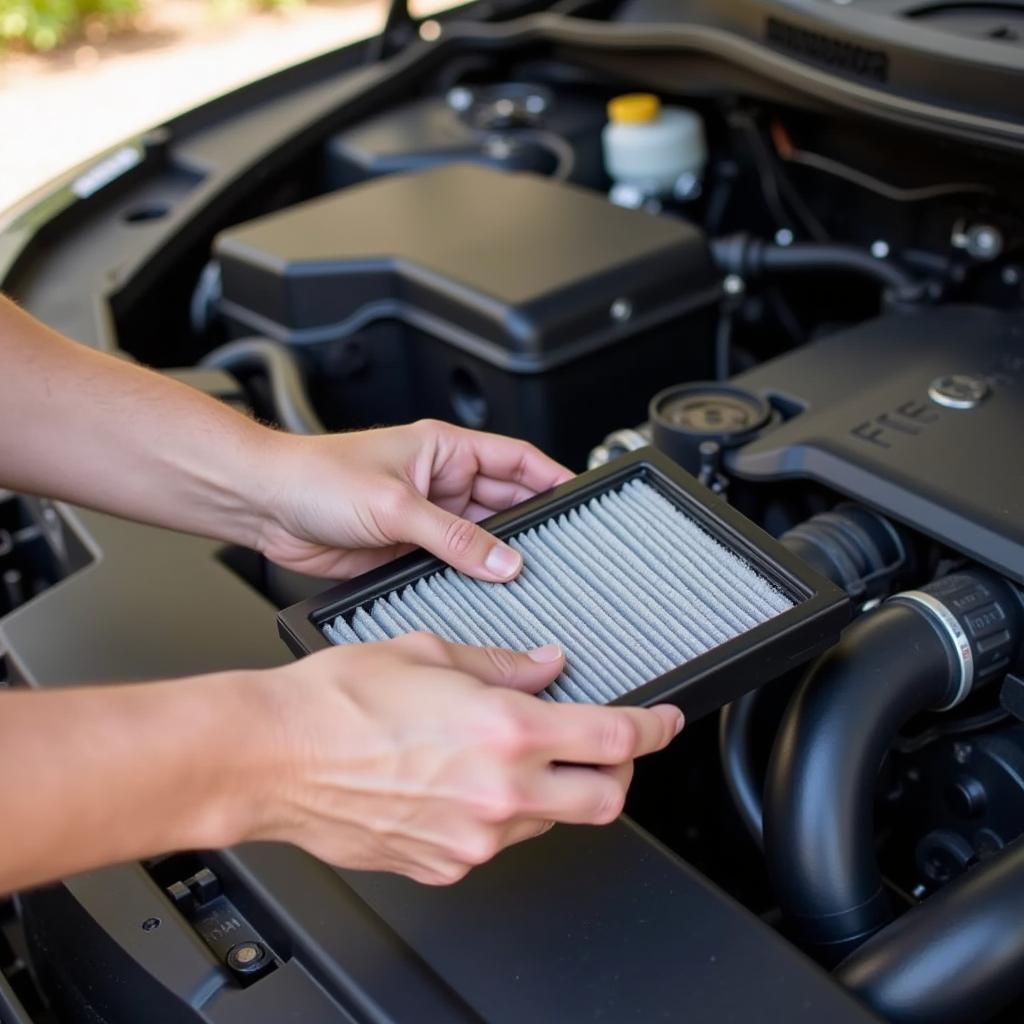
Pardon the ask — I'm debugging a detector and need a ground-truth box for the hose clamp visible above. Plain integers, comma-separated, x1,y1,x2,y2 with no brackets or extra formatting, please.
891,590,975,711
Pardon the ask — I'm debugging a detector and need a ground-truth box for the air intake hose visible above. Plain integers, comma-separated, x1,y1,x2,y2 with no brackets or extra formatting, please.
764,570,1023,961
719,505,908,847
836,837,1024,1024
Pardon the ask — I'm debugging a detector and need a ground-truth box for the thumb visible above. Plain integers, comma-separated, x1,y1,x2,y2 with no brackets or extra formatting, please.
406,497,523,582
394,633,565,693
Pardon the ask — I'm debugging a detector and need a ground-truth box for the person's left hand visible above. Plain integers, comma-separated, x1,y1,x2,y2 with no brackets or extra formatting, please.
252,420,574,580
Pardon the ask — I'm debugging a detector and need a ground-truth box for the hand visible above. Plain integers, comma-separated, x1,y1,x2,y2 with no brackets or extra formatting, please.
248,633,684,885
251,420,573,581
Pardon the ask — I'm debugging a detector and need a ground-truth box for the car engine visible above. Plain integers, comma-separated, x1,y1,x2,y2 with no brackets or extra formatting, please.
2,3,1024,1020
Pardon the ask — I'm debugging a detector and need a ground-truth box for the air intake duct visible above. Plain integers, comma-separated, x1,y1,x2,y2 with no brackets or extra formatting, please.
765,569,1024,961
279,450,849,719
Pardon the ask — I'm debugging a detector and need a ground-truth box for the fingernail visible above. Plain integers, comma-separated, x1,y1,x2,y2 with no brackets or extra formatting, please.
527,644,563,663
654,705,685,736
484,544,521,580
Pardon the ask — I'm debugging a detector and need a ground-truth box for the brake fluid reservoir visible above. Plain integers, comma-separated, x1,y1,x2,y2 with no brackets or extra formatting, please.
602,93,706,199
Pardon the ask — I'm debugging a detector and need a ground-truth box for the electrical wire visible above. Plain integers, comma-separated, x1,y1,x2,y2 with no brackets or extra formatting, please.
730,112,830,242
770,121,997,204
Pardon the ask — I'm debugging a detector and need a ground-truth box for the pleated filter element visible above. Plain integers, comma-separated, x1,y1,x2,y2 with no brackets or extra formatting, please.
321,479,793,703
279,450,851,715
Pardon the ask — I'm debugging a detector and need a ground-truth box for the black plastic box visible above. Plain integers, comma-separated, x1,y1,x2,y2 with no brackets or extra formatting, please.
279,450,849,720
215,164,720,467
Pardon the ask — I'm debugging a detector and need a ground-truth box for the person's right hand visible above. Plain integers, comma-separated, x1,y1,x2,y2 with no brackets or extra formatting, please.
247,633,684,885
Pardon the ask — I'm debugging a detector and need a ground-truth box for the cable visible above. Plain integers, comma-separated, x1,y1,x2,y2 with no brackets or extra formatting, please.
510,129,576,180
730,113,829,242
199,337,326,436
770,121,996,205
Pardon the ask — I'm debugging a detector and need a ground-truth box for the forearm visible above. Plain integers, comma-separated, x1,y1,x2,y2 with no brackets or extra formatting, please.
0,295,277,547
0,674,268,893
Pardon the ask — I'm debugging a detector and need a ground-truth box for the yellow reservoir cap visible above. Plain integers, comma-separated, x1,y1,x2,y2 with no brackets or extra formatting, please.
607,93,661,124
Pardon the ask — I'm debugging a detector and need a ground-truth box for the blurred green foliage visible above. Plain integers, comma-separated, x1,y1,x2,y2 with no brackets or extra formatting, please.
0,0,139,51
0,0,301,52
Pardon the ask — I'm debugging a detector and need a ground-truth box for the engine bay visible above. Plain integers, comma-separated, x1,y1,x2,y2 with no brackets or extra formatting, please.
2,2,1024,1020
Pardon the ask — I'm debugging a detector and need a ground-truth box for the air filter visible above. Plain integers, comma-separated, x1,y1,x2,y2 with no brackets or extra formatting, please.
278,450,849,719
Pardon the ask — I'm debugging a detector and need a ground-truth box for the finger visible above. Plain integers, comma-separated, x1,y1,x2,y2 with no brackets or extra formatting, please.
501,818,556,849
395,632,564,692
457,430,574,493
463,501,498,524
521,762,634,825
470,475,541,512
530,703,684,765
403,495,523,581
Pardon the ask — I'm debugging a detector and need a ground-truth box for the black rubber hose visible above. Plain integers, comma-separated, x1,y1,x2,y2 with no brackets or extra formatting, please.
199,337,325,436
710,234,925,302
718,690,764,847
718,505,908,850
836,837,1024,1024
764,603,956,962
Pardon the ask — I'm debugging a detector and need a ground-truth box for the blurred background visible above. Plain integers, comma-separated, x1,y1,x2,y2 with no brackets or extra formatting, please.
0,0,456,214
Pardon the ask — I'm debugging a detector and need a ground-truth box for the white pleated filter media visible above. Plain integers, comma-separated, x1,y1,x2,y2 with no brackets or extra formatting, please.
322,478,795,703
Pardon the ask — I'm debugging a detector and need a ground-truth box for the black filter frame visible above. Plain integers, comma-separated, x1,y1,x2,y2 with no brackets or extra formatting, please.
277,449,850,720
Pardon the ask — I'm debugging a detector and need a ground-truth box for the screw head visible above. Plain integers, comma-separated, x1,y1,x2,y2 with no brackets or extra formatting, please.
870,240,890,259
610,298,633,323
773,227,794,246
966,224,1003,260
446,87,473,112
953,741,974,764
226,941,270,975
928,374,990,411
524,93,547,115
722,274,745,296
141,917,161,932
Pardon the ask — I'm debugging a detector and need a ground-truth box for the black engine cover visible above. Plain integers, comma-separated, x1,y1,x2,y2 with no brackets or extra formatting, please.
728,306,1024,583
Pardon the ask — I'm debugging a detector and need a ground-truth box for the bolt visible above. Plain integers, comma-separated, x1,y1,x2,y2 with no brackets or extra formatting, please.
723,274,745,297
870,240,890,259
774,227,795,246
141,917,161,932
610,298,633,323
608,182,646,210
968,224,1003,260
954,741,973,765
418,19,441,41
226,941,270,975
524,93,547,115
952,222,1004,261
446,87,473,112
484,137,512,160
672,171,701,201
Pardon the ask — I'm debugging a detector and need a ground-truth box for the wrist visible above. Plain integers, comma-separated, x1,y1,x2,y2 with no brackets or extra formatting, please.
159,668,292,852
203,417,295,553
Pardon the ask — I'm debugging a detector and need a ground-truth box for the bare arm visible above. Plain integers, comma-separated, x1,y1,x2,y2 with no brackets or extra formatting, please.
0,672,260,892
0,294,571,582
0,295,272,550
0,640,681,895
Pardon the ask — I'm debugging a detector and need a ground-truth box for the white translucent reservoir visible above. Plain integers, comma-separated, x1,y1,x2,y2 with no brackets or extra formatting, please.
602,93,707,198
